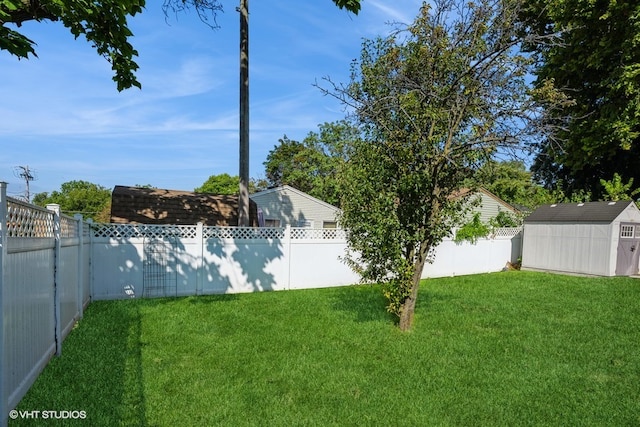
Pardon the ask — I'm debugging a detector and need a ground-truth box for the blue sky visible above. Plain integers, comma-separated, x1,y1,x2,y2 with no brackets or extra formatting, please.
1,1,423,199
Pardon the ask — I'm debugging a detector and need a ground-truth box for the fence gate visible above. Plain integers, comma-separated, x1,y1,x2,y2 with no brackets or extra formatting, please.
143,237,178,297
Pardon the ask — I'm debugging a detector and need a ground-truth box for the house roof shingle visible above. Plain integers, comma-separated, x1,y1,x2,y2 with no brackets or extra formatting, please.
524,200,634,224
110,185,258,226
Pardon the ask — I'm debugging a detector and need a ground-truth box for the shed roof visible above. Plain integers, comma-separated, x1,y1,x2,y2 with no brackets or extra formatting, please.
110,185,258,226
524,200,635,224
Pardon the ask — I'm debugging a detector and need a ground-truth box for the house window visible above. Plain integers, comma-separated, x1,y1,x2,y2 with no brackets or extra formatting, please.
621,225,634,238
264,219,281,227
323,221,337,229
297,220,313,228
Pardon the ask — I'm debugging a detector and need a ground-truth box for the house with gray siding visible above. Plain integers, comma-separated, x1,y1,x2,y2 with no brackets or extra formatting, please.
250,185,341,228
460,187,519,223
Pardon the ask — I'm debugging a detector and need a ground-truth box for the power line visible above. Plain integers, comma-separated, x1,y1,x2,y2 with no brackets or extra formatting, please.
13,165,37,203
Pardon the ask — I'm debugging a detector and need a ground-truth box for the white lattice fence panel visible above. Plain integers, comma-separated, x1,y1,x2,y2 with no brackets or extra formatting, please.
60,215,79,238
7,198,54,237
204,226,285,239
290,228,347,240
92,224,197,239
82,222,92,238
492,227,523,239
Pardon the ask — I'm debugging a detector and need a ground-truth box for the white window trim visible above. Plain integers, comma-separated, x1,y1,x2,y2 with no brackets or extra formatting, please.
621,224,634,238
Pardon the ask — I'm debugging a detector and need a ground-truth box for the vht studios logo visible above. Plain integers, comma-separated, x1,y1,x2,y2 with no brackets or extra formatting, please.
9,410,87,420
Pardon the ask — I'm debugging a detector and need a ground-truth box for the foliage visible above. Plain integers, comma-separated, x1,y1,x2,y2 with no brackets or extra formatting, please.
522,0,640,198
14,273,640,425
454,212,490,244
195,173,240,195
600,173,640,202
474,160,555,210
1,0,361,90
263,121,358,207
32,180,111,221
321,0,561,330
195,173,268,194
474,159,597,209
489,210,521,228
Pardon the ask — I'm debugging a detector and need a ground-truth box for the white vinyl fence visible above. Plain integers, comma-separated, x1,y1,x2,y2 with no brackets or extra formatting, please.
90,223,522,299
0,180,522,426
0,183,90,427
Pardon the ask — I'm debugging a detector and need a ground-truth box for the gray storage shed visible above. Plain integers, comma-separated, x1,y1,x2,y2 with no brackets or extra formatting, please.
522,200,640,276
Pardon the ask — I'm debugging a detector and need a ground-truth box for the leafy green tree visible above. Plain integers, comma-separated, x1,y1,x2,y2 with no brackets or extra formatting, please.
264,136,313,191
489,211,521,228
454,213,490,244
32,180,111,221
195,173,240,195
2,0,362,90
474,160,556,210
195,173,267,194
521,0,640,198
600,173,640,202
264,121,358,207
323,0,561,331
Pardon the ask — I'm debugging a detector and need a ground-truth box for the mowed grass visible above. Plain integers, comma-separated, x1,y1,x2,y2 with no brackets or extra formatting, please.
11,271,640,426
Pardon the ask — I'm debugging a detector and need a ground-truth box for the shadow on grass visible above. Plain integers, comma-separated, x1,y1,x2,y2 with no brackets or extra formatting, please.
329,284,396,324
11,300,147,426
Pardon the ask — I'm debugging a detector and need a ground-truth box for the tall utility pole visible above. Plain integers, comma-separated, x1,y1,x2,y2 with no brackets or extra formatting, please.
238,0,250,226
14,165,36,202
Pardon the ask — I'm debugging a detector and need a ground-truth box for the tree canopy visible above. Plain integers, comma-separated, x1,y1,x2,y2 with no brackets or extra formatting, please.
195,173,267,195
473,160,557,210
323,0,561,331
32,180,112,221
1,0,362,90
195,173,241,195
263,121,357,207
522,0,640,199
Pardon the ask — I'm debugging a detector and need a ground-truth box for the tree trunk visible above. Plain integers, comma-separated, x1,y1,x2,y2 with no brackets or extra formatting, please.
398,244,431,331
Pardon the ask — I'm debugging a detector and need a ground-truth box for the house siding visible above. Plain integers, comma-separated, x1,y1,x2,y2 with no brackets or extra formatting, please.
467,190,517,223
250,186,340,228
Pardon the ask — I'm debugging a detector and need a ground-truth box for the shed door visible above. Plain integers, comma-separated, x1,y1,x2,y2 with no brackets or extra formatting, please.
615,223,640,276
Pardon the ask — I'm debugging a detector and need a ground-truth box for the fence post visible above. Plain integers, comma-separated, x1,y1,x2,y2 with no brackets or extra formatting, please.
196,222,204,295
0,182,8,427
86,219,94,301
284,225,292,290
74,214,84,319
47,204,62,356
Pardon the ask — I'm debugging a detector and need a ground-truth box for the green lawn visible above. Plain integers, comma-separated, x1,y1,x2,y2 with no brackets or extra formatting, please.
10,271,640,426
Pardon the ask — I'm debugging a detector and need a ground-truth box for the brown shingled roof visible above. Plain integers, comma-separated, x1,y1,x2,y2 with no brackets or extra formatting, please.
110,186,258,226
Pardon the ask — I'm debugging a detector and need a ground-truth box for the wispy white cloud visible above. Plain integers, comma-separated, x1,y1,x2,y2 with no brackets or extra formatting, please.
367,0,421,25
1,0,421,194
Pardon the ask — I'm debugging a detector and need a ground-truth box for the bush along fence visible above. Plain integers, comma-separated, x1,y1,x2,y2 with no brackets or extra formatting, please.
0,181,523,425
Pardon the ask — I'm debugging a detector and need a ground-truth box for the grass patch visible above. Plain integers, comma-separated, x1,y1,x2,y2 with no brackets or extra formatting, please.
11,271,640,426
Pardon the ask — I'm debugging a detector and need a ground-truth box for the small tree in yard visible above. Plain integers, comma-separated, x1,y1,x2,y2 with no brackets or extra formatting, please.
321,0,563,331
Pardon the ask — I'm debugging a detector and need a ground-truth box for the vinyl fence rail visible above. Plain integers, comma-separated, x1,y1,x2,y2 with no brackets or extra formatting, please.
0,182,91,427
90,223,522,300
